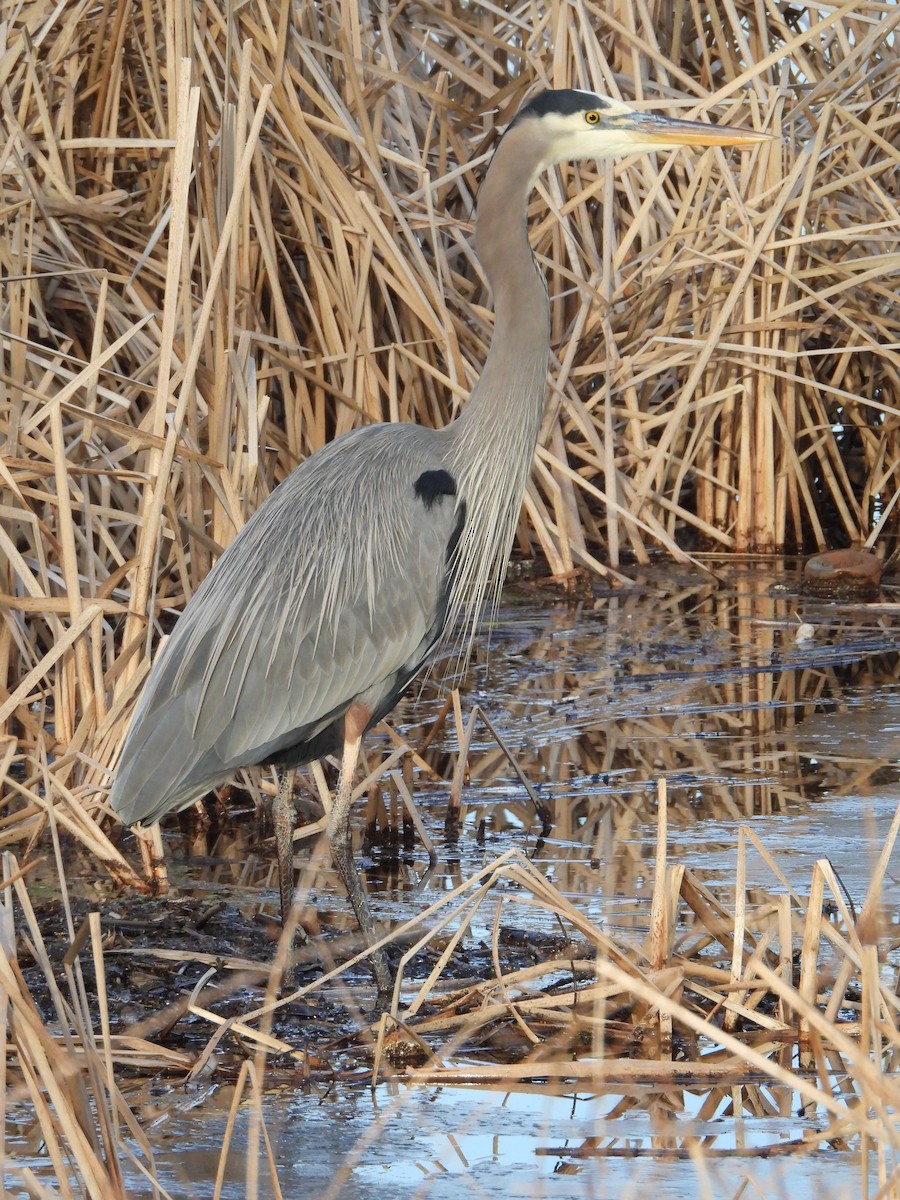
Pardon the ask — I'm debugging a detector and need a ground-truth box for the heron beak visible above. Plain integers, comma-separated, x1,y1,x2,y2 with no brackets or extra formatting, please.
616,111,773,148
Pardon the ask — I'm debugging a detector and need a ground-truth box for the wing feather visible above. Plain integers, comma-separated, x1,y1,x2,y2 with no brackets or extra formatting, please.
110,423,458,825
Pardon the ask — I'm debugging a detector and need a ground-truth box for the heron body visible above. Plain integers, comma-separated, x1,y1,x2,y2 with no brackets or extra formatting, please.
110,90,766,993
112,425,466,822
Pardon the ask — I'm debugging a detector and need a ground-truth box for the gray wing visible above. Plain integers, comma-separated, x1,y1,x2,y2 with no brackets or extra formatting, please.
110,422,461,826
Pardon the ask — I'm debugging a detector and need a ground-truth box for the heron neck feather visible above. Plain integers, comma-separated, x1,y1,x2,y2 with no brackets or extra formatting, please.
444,125,551,647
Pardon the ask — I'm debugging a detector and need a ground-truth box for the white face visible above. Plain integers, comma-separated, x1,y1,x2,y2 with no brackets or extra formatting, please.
534,99,667,166
529,91,765,167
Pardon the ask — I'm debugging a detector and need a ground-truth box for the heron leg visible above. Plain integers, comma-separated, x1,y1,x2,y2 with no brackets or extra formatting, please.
272,768,306,989
327,706,392,998
273,769,296,928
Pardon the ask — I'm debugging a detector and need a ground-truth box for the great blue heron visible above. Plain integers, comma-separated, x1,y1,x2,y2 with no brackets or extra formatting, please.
110,89,767,994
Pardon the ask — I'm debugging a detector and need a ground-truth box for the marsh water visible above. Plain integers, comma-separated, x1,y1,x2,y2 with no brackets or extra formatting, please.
10,563,900,1197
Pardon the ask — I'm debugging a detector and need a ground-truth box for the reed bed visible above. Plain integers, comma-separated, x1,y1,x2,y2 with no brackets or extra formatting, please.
0,0,899,845
1,2,899,1193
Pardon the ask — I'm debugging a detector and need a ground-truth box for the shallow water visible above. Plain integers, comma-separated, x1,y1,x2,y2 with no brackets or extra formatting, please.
11,564,900,1197
172,563,900,927
119,1079,882,1200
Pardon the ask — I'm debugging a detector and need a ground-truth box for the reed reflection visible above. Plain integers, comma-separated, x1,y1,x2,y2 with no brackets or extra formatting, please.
172,567,900,934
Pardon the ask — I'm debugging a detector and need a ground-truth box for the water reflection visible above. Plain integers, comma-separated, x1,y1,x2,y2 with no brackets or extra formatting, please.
402,565,900,933
170,565,900,943
456,566,899,818
82,1075,880,1200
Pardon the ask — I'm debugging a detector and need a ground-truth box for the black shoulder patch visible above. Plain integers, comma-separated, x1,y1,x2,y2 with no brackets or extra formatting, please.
512,89,610,127
414,469,457,510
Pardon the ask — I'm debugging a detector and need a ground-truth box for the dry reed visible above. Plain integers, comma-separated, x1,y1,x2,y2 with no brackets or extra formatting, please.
1,3,899,1194
1,1,898,848
3,793,898,1195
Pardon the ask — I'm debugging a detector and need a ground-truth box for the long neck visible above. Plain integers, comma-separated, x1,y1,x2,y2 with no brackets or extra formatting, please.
444,125,551,647
452,130,551,455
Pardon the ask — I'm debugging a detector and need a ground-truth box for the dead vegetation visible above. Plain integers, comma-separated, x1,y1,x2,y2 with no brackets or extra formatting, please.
1,0,899,824
3,784,899,1196
1,0,900,1195
3,583,900,1196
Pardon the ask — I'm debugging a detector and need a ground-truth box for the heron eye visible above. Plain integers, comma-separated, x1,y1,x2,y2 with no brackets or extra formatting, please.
585,111,601,125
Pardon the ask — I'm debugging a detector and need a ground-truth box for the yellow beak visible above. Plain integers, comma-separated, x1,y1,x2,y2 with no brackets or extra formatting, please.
616,111,774,148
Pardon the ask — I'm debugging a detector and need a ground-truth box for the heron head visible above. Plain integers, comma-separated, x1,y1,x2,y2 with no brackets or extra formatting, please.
512,88,772,166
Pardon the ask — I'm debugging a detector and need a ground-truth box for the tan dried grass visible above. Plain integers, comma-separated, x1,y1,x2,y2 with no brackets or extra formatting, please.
3,801,898,1196
1,7,899,1191
1,1,898,843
